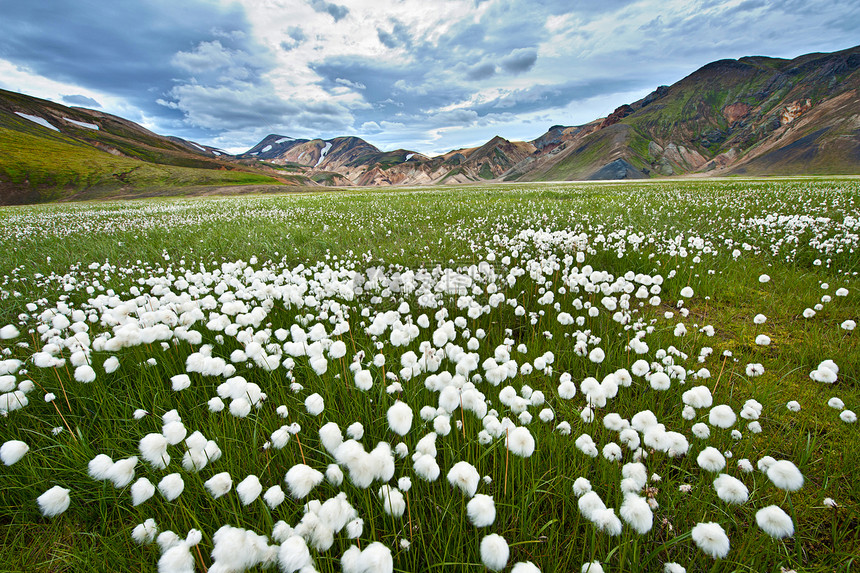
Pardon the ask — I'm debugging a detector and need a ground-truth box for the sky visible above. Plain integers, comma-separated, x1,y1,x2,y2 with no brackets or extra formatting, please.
1,1,857,156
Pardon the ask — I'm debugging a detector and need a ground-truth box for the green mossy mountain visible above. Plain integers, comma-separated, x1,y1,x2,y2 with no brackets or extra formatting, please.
0,89,299,204
520,45,860,180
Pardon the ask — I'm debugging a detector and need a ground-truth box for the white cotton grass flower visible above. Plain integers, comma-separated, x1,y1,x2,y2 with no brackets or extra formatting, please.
512,563,541,573
162,421,187,445
326,463,344,486
210,525,276,572
263,485,285,509
841,319,856,331
37,485,70,517
505,426,535,457
378,485,406,518
132,518,158,545
558,379,576,399
280,534,314,572
319,422,343,455
74,364,96,383
387,401,413,436
1,440,29,466
204,472,233,499
582,561,604,573
588,347,605,364
103,356,120,374
682,386,713,409
236,475,263,505
823,497,838,508
131,477,155,506
575,434,598,458
161,538,199,573
649,371,671,391
158,474,184,501
285,464,324,498
664,563,686,573
573,477,592,497
107,456,137,488
713,474,749,504
230,397,252,418
170,374,191,391
756,505,794,538
139,433,170,469
592,507,623,536
354,369,373,391
447,461,480,497
786,400,801,412
841,410,857,423
691,422,710,440
602,442,623,462
345,518,363,539
691,521,730,559
88,454,114,480
480,534,509,571
304,393,324,416
0,324,19,339
745,363,764,377
766,460,804,492
827,397,845,410
341,542,392,573
347,421,364,440
697,447,726,473
413,454,440,482
577,491,606,521
157,530,181,553
809,360,838,383
620,493,653,534
708,405,736,428
272,521,294,544
467,494,496,527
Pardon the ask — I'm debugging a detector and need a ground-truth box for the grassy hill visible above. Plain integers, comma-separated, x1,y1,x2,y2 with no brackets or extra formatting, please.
0,89,297,204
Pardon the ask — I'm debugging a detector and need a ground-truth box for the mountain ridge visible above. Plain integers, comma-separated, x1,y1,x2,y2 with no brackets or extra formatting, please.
1,45,859,203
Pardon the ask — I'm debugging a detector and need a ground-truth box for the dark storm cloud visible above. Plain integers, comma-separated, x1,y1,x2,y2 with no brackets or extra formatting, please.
0,1,253,94
61,94,101,108
0,0,261,131
500,49,538,74
309,0,349,22
473,78,646,117
377,19,413,50
466,62,497,81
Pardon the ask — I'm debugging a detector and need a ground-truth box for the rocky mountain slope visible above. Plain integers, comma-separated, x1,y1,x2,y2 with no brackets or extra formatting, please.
239,45,859,185
519,45,860,180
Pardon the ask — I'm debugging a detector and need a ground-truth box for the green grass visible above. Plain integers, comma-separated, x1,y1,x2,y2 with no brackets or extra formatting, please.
0,178,858,572
0,125,284,203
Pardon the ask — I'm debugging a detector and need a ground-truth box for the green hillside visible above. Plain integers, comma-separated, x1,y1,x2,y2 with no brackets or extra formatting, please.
0,89,290,204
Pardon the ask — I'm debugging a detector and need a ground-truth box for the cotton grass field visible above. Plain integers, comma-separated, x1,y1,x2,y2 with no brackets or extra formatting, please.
0,178,858,573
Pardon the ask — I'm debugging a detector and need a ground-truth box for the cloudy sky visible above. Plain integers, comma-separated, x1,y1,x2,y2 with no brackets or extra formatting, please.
1,0,857,155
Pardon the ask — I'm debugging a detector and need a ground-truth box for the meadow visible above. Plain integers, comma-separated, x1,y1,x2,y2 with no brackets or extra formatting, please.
0,178,857,573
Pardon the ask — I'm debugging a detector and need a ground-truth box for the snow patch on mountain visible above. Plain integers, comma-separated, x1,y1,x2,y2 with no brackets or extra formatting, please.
15,112,59,132
315,142,332,167
262,145,273,153
275,137,294,144
63,117,99,130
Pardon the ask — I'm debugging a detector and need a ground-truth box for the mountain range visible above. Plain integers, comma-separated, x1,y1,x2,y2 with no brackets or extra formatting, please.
1,45,859,204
